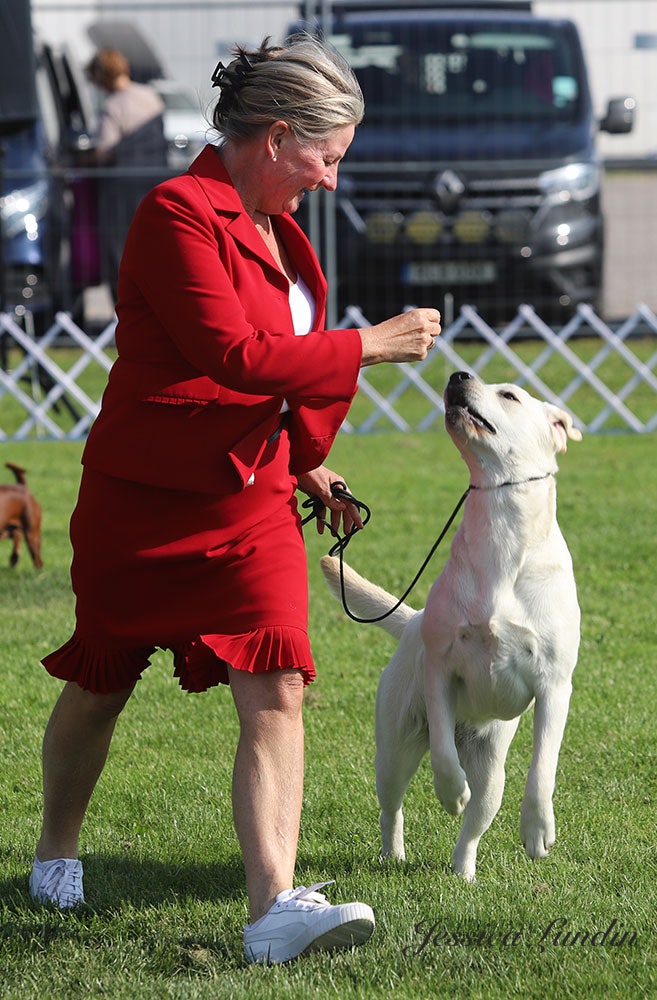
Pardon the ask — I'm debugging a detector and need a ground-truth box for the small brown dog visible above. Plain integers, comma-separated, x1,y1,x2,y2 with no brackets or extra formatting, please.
0,462,43,568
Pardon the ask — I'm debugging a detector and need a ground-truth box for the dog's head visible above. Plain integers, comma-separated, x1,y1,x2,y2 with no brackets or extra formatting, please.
443,371,582,484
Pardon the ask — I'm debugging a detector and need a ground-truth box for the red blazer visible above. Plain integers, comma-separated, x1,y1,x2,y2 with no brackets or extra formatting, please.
82,145,363,493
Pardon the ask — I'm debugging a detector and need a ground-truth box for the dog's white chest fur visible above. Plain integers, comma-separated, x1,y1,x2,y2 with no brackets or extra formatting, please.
447,618,537,722
423,488,579,725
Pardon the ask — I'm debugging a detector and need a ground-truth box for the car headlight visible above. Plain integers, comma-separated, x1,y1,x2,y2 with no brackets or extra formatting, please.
0,180,49,240
538,162,600,204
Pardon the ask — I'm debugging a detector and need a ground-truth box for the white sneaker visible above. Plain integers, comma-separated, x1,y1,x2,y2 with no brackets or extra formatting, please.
244,881,375,964
29,857,85,909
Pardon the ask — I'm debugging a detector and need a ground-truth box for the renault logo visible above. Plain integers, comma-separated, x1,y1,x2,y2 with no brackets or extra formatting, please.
432,169,465,213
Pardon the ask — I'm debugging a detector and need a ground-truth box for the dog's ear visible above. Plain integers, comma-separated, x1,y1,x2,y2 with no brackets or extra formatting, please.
544,403,582,453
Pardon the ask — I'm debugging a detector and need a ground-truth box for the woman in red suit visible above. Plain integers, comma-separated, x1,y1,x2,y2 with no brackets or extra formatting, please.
30,35,441,963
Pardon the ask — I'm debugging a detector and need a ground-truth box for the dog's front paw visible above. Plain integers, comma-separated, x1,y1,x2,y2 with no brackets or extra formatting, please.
520,800,556,859
436,770,471,817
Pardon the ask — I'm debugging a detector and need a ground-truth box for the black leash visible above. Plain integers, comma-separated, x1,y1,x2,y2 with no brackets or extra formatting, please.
301,472,555,625
301,480,372,556
301,481,470,624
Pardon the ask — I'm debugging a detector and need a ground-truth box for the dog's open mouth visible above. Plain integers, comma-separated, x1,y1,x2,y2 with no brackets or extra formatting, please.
447,403,497,435
465,405,497,434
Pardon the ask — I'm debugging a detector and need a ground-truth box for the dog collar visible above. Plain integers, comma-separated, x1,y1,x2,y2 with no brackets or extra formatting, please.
469,472,555,491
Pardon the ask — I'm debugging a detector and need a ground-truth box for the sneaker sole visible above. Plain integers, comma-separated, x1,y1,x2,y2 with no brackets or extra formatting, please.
246,905,375,963
304,915,375,954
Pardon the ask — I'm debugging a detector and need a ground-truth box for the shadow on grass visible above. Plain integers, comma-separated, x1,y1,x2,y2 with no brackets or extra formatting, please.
0,852,246,915
295,849,454,882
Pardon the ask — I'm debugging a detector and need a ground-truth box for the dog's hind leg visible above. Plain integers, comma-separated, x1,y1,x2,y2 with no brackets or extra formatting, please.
8,526,21,567
24,526,43,569
375,657,429,860
376,730,428,861
451,719,520,881
22,503,43,569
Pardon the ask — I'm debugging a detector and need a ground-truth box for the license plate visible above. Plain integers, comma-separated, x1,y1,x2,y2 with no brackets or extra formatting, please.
403,261,497,285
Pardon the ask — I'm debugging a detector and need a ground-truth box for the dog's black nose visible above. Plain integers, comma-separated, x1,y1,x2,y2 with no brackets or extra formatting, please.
449,371,472,386
445,370,474,407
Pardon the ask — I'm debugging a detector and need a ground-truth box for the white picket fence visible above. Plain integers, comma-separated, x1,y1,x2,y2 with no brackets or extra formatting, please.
1,302,657,442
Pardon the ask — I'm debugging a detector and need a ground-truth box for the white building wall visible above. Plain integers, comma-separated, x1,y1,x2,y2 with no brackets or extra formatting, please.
534,0,657,159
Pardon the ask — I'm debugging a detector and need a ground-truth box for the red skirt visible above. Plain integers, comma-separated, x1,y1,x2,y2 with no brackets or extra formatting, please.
42,452,315,693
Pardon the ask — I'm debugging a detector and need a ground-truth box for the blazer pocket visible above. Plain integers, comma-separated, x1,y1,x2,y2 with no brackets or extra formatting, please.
144,375,222,406
227,413,284,488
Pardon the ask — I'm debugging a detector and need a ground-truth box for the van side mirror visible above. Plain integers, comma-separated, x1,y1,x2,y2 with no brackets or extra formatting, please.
600,96,636,134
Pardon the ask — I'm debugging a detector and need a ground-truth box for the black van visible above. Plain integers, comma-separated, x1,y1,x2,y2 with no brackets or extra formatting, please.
292,0,635,322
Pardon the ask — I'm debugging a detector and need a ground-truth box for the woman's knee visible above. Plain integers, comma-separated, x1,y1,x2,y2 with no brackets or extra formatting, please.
229,667,305,721
56,680,135,723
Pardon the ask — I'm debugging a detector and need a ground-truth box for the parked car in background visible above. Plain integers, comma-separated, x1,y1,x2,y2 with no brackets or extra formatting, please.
1,39,96,331
1,23,207,335
291,0,636,323
148,77,210,169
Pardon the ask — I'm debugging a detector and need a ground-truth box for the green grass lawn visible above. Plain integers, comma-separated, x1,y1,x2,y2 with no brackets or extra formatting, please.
0,429,655,999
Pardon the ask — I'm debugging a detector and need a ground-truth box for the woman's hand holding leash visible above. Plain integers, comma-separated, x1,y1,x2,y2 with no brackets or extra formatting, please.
297,466,365,538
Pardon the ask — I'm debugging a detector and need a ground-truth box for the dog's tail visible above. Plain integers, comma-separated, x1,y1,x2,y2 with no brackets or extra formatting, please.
320,554,416,639
5,462,27,484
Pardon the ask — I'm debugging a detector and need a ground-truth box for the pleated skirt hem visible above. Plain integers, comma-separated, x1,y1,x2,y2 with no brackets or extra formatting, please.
42,624,316,694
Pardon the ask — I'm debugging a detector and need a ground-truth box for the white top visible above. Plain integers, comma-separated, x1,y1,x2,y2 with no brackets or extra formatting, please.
288,274,315,336
281,275,316,414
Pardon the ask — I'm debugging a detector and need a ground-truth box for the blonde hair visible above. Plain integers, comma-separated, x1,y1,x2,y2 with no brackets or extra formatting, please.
211,34,364,143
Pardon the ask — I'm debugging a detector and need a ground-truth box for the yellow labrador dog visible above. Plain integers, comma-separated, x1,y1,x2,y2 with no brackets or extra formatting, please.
321,371,581,881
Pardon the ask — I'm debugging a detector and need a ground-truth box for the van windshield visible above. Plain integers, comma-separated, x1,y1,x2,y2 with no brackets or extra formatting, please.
330,19,583,124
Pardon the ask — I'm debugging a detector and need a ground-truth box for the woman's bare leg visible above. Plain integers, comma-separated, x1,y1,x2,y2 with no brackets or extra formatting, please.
35,681,134,861
228,667,305,923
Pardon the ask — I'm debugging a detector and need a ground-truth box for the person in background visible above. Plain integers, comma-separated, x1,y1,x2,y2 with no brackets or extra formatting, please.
84,48,168,296
29,35,441,964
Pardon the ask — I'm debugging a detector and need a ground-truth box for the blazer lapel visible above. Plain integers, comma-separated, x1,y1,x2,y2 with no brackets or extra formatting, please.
275,213,328,325
188,146,278,275
187,145,327,318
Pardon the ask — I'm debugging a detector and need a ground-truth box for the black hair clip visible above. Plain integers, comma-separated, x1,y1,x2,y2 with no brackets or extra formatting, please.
211,51,254,88
211,61,227,88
